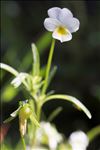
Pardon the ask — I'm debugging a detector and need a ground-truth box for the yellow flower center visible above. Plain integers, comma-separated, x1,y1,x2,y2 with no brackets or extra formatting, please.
57,26,68,35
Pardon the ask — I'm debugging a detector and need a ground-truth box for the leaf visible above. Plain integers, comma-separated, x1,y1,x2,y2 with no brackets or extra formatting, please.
1,85,18,102
30,115,40,127
3,106,21,123
48,107,63,122
10,106,22,117
19,32,52,71
44,94,92,119
87,125,100,141
3,116,15,123
48,66,57,86
36,32,52,54
32,43,40,76
0,63,18,76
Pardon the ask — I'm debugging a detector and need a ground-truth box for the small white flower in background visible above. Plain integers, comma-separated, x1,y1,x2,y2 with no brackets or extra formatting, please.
44,7,80,42
26,146,48,150
69,130,89,150
36,122,62,150
11,73,28,88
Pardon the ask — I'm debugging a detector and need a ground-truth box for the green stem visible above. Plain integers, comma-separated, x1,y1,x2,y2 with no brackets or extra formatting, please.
21,136,26,150
42,39,55,94
30,103,41,148
37,103,41,122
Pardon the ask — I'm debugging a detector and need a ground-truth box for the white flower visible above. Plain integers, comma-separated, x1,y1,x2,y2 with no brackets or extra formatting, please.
36,122,62,150
26,146,48,150
44,7,80,42
11,73,28,88
69,130,89,150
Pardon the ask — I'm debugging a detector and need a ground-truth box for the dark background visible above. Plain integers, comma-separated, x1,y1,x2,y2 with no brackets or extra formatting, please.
1,1,100,149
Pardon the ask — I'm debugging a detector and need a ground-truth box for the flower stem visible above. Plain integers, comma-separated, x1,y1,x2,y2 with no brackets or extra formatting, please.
42,39,55,94
21,136,26,150
37,103,41,122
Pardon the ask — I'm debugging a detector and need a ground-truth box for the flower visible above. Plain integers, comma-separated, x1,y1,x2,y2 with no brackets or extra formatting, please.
68,130,89,150
44,7,80,42
35,122,62,150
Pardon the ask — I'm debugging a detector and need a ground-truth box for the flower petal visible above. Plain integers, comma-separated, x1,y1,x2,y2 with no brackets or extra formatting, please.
61,17,80,33
59,8,73,21
69,131,89,150
52,28,72,42
48,7,61,19
44,18,61,32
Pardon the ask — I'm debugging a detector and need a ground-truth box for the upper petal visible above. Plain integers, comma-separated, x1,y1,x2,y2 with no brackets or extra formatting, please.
68,17,80,33
60,17,80,33
44,18,61,32
48,7,61,19
59,8,73,21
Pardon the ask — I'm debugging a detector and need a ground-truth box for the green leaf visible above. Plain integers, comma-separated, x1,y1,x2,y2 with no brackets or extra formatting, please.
44,94,92,119
10,106,22,117
30,115,40,127
48,107,63,122
3,106,21,123
3,116,15,123
48,66,57,86
0,63,18,76
32,43,40,76
1,85,18,102
19,32,52,71
36,32,52,54
87,125,100,141
1,142,13,150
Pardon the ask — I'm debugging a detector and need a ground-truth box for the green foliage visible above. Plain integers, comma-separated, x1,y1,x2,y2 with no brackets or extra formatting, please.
1,1,100,149
44,94,92,119
1,85,18,102
32,43,40,76
87,125,100,142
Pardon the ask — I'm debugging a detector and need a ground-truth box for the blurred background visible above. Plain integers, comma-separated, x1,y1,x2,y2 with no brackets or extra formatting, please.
1,1,100,149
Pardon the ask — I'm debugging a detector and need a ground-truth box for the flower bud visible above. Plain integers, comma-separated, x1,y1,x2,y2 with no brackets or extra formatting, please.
19,104,32,136
19,104,32,120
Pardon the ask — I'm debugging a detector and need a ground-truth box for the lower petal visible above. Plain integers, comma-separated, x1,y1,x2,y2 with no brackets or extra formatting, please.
52,28,72,42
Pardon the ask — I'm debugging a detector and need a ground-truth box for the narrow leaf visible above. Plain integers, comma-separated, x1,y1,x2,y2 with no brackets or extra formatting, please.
10,106,22,117
44,94,92,119
36,32,52,54
32,44,40,76
48,66,57,86
3,116,15,123
0,63,18,76
48,107,63,122
3,106,22,123
87,125,100,141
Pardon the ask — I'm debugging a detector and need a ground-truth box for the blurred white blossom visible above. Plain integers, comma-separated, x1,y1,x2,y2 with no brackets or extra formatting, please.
44,7,80,42
26,146,48,150
35,121,62,150
69,130,89,150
